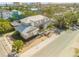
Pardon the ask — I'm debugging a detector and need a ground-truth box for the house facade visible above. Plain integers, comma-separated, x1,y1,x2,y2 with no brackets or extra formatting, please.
0,10,11,19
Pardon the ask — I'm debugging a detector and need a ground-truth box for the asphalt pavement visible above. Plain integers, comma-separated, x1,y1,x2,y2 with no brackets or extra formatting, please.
32,30,79,57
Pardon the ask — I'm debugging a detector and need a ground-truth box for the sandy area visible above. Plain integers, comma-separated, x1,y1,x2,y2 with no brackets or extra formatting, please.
20,32,53,54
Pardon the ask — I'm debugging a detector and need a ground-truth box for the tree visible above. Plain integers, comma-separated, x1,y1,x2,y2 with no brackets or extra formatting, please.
53,11,79,29
47,23,55,30
12,40,24,53
64,11,78,27
9,10,25,21
22,10,38,17
53,15,67,29
42,5,66,18
42,7,52,17
0,19,14,34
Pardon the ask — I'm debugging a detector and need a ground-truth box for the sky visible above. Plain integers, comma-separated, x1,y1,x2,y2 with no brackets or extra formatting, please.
0,0,79,3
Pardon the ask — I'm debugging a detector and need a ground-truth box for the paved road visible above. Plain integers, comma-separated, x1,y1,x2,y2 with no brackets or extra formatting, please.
32,30,79,57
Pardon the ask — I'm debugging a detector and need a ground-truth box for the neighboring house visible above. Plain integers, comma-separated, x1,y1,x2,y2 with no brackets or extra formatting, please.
11,10,22,16
12,15,51,39
10,10,23,20
30,8,39,11
0,10,11,19
0,10,22,20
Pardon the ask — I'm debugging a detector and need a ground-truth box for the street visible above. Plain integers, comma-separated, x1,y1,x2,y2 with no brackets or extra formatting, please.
31,30,79,57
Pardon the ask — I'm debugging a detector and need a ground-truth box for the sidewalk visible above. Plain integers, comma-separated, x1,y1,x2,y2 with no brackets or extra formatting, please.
0,32,14,56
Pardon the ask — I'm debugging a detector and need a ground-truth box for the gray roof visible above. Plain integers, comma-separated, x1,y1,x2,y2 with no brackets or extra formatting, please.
15,24,31,32
22,26,38,33
20,15,48,24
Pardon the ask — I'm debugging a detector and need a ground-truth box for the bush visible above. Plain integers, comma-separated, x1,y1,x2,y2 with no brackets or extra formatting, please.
0,19,14,34
12,40,24,53
12,31,24,40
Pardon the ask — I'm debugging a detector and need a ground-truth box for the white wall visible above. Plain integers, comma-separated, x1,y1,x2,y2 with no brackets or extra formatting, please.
21,28,39,39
